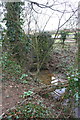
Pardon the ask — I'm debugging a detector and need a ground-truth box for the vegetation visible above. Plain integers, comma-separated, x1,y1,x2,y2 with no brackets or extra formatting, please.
4,103,52,119
31,32,53,72
60,30,69,45
66,69,79,99
5,2,24,42
4,2,25,66
1,1,79,119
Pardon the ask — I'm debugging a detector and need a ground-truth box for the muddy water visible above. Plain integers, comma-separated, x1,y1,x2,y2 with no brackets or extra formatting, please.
38,70,55,85
38,70,67,85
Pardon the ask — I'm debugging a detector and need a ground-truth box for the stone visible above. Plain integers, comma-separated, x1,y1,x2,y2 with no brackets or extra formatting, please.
51,88,66,101
51,79,59,85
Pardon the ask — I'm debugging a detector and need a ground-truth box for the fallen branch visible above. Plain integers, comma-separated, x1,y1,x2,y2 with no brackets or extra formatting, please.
32,82,69,94
1,81,69,118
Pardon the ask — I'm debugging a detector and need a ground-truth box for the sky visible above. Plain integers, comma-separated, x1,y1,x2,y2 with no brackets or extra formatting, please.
23,0,80,32
0,0,80,32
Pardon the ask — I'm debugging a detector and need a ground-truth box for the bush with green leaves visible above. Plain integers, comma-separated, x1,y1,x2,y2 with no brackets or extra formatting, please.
60,30,69,44
37,32,53,53
31,32,53,70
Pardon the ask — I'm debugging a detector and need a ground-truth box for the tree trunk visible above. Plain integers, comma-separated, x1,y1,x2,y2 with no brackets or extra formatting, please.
73,2,80,118
78,1,80,118
78,2,80,75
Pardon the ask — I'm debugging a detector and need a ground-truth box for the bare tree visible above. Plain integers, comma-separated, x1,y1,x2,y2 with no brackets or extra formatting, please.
19,0,78,81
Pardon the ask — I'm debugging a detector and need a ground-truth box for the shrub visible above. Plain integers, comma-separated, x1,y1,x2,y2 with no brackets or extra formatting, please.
60,30,69,44
31,32,53,70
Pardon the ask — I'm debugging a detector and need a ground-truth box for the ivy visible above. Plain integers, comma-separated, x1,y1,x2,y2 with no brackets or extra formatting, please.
5,2,24,42
67,69,80,102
